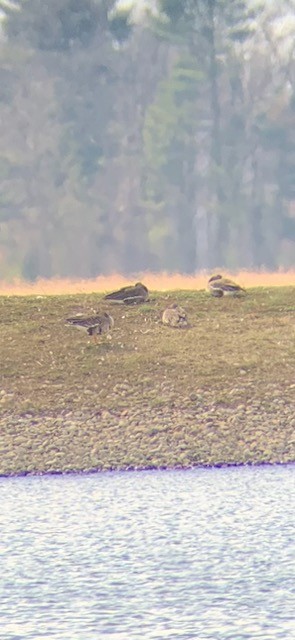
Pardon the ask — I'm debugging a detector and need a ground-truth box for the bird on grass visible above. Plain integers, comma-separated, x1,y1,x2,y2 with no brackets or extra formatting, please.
162,303,189,328
65,312,114,344
104,282,149,305
208,274,246,297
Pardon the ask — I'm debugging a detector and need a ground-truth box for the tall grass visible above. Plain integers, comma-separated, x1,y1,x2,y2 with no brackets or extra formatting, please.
0,270,294,296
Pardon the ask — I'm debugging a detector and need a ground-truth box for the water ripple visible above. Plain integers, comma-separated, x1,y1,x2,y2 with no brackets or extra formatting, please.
0,465,294,639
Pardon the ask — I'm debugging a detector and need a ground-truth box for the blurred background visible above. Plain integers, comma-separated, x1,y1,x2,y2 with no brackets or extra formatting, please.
0,0,294,281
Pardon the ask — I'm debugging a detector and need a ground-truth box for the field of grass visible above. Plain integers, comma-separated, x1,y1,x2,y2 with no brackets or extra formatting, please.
0,285,294,476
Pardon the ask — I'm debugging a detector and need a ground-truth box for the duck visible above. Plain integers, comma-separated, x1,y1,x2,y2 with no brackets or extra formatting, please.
208,274,246,297
65,312,114,343
162,303,189,328
104,282,149,305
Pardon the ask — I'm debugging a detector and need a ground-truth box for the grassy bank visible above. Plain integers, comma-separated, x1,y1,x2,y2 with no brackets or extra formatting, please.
0,287,294,476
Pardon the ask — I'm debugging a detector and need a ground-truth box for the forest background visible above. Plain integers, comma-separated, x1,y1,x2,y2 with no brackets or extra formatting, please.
0,0,295,282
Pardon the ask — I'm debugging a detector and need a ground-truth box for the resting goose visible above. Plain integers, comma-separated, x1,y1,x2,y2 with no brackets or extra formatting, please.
162,303,189,328
104,282,149,305
208,274,246,297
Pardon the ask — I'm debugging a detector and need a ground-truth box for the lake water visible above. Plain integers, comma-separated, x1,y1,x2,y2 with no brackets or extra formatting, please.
0,465,294,640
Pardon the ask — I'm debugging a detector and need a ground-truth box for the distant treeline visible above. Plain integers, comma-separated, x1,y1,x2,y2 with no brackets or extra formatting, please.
0,0,294,280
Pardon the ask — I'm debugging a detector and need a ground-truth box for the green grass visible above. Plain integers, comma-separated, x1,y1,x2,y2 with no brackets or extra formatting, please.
0,287,294,475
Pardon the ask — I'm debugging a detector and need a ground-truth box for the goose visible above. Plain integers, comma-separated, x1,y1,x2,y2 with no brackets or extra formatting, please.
208,274,246,297
162,303,189,328
104,282,149,305
65,312,114,343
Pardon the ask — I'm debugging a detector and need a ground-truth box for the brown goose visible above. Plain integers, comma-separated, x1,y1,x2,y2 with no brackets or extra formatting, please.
162,303,189,328
65,312,114,343
208,274,246,297
104,282,149,305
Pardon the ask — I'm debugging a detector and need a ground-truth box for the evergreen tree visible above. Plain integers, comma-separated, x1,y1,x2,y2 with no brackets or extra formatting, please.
149,0,261,269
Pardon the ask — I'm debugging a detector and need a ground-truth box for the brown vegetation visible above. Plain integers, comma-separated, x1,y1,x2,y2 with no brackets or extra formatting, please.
0,270,294,296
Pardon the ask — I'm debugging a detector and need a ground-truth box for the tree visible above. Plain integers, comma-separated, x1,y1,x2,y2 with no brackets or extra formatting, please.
143,55,203,271
0,0,294,279
146,0,261,269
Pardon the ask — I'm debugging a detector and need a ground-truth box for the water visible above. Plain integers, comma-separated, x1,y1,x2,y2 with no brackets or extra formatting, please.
0,465,294,640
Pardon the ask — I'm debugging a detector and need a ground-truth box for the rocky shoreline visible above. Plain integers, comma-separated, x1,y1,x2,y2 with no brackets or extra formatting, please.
1,381,294,477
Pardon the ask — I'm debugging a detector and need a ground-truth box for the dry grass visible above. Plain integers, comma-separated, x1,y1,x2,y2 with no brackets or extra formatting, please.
0,270,294,295
0,285,294,476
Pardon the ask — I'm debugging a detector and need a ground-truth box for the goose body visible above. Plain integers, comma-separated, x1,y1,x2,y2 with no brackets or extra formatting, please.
208,274,246,297
162,303,189,328
104,282,149,305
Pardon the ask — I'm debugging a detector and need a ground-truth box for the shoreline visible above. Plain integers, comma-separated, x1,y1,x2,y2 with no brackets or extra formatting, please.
1,459,293,480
